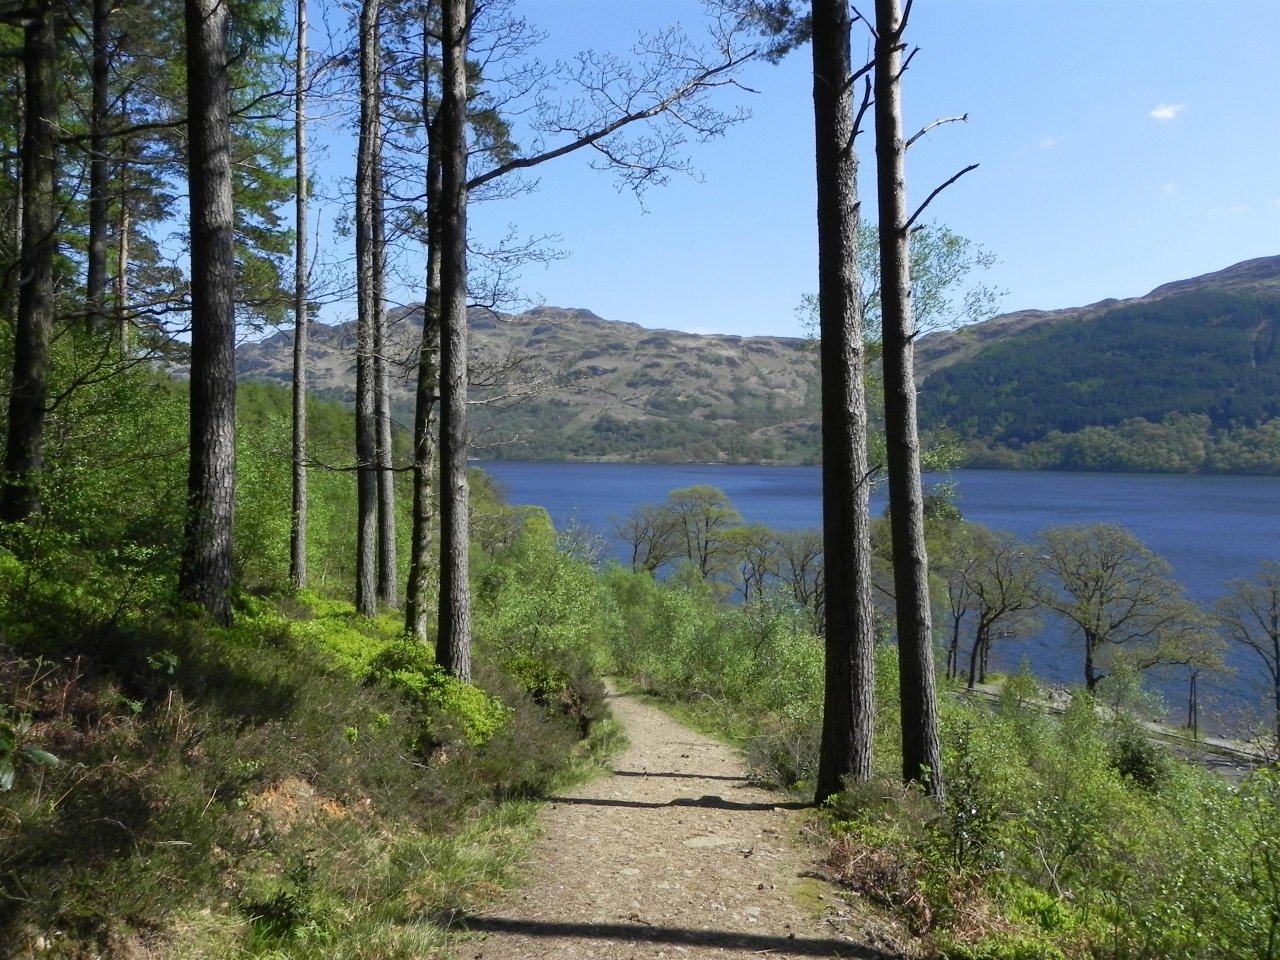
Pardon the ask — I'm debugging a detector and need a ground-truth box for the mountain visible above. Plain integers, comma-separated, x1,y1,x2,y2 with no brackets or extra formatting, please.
235,255,1280,472
913,255,1280,380
236,305,824,463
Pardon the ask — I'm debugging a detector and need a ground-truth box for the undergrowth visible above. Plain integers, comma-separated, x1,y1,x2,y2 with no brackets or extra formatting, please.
0,579,618,959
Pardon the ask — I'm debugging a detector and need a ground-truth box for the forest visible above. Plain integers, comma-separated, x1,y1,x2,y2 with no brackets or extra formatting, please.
0,0,1277,958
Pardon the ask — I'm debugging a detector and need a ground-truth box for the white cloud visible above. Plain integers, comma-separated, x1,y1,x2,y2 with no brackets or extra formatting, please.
1150,103,1185,122
1162,182,1178,197
1016,134,1060,155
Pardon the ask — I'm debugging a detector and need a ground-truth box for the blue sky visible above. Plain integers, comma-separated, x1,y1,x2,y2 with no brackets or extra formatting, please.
450,0,1280,338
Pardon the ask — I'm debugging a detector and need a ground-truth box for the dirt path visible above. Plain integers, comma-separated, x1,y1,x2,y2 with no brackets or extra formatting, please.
462,688,899,959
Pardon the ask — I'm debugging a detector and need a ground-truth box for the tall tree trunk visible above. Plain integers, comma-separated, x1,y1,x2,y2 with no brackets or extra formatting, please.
115,162,130,352
947,612,962,679
289,0,309,589
0,74,21,330
2,0,57,524
353,0,381,615
179,0,237,624
875,0,943,799
812,0,876,805
967,624,985,690
1186,669,1198,739
1084,633,1099,691
435,0,472,681
86,0,111,327
405,32,442,641
405,254,440,640
373,111,397,608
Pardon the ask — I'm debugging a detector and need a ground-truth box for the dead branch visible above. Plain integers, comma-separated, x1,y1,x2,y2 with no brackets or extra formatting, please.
906,163,978,230
906,113,968,150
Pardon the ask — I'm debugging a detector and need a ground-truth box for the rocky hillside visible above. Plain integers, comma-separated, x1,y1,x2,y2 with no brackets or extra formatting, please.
235,255,1280,470
236,306,823,463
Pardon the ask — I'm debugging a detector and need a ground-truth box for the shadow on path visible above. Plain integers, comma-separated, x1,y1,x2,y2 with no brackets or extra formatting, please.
546,794,812,812
461,915,899,958
611,769,750,782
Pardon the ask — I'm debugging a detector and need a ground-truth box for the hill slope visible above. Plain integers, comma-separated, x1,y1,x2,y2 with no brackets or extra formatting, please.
235,255,1280,472
237,306,823,463
916,256,1280,472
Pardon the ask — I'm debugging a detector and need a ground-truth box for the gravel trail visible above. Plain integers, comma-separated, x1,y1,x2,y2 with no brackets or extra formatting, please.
463,687,899,959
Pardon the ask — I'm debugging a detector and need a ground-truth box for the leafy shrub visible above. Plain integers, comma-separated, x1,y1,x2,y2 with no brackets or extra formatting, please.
1107,726,1172,792
935,931,1067,960
0,708,58,791
477,508,617,669
746,715,819,789
368,639,511,747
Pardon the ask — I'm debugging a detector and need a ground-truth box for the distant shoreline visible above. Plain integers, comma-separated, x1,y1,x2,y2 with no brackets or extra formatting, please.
472,455,1279,478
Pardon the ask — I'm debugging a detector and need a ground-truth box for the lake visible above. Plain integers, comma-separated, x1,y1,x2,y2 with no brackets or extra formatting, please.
476,461,1280,731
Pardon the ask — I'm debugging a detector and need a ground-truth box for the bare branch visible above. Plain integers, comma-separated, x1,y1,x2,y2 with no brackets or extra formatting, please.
906,163,978,230
897,44,918,80
852,74,874,140
849,5,877,40
466,21,756,193
906,113,968,150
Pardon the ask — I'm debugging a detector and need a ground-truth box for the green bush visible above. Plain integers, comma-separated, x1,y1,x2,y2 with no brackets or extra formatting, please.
368,639,511,747
935,931,1067,960
477,508,618,672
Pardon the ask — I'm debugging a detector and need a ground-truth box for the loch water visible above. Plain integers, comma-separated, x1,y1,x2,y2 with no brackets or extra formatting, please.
477,461,1280,732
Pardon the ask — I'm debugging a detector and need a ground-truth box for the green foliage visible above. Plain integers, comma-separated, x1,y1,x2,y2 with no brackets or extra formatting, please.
0,360,618,956
1037,523,1219,690
241,852,335,946
473,507,614,737
477,507,616,671
935,931,1067,960
368,640,511,747
606,531,1276,959
0,708,58,791
606,563,828,784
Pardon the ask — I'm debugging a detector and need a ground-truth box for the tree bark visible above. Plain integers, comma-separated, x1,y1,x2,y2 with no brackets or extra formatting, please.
373,103,397,608
812,0,876,805
947,610,963,679
86,0,111,328
875,0,943,798
354,0,381,615
179,0,237,625
435,0,472,681
0,74,21,331
405,25,442,641
967,623,986,690
1084,632,1099,691
115,160,130,352
2,0,56,524
289,0,309,590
